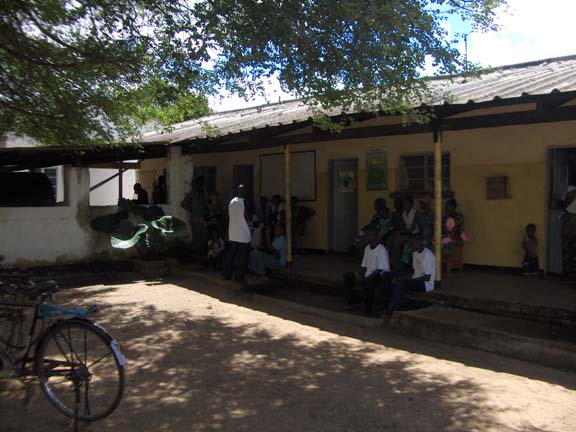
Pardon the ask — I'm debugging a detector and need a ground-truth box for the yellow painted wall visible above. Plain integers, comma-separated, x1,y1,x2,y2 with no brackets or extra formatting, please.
139,120,576,269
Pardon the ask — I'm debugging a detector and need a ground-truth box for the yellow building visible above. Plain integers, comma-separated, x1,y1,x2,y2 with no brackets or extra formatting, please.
138,55,576,273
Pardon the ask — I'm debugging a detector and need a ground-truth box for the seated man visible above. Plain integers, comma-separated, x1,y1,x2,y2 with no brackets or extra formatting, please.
250,224,287,277
343,226,391,315
132,183,149,205
383,237,435,319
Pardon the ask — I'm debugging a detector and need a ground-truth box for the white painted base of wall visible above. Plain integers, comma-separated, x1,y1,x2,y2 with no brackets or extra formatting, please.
0,168,94,266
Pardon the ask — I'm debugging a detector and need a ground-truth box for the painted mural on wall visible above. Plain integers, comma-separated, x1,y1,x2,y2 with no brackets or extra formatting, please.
366,150,388,191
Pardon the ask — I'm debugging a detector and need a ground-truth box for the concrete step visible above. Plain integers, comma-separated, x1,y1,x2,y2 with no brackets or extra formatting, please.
392,305,576,371
276,269,576,329
254,278,576,371
405,290,576,328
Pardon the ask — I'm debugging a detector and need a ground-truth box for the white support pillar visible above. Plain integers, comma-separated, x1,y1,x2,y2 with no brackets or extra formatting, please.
118,161,124,200
167,146,187,221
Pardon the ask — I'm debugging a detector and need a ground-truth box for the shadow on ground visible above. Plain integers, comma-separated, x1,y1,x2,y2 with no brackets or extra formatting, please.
0,272,569,432
170,271,576,390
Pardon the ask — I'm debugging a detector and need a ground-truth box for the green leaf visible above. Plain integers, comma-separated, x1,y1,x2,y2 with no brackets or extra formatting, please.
111,221,148,249
151,216,187,238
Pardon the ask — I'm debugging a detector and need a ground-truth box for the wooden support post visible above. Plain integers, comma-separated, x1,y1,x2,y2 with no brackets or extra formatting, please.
118,162,124,201
284,144,293,266
434,129,442,288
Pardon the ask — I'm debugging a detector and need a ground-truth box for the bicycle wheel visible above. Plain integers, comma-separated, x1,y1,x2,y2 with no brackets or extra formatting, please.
35,319,125,422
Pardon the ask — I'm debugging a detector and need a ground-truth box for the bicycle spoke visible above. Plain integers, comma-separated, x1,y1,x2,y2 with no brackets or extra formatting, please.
86,351,112,369
52,330,72,365
57,327,84,366
67,323,76,366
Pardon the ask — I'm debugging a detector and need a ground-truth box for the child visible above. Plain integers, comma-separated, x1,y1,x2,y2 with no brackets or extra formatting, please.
207,230,225,270
522,224,539,276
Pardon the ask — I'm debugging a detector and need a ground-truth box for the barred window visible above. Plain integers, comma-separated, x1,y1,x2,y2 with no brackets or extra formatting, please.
398,153,450,193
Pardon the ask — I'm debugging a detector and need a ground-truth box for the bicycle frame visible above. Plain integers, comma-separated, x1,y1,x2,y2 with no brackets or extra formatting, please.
0,298,99,378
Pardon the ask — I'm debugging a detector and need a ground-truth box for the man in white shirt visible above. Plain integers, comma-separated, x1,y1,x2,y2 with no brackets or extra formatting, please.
222,185,252,287
343,226,391,315
384,236,435,318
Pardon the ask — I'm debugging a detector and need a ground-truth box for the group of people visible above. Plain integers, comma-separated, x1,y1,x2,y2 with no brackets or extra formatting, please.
181,175,226,255
345,194,468,318
206,186,315,294
131,174,167,206
251,195,315,253
345,226,436,319
216,185,292,292
356,195,465,272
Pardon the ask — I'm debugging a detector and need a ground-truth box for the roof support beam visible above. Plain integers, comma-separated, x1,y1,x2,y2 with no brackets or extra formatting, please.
182,105,576,154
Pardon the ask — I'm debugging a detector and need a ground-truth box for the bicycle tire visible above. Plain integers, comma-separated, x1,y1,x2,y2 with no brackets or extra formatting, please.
35,319,125,422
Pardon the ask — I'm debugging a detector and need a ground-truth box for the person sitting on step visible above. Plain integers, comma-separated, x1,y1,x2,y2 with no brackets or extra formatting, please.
250,223,288,278
343,226,391,315
382,236,436,320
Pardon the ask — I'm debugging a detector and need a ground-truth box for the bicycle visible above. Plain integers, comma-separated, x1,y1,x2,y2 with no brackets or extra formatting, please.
0,271,125,429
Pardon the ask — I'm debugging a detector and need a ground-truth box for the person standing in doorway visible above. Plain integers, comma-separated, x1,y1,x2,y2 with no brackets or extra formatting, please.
558,174,576,280
223,184,252,291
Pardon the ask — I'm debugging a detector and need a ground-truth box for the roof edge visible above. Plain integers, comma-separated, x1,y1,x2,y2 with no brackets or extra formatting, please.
427,53,576,82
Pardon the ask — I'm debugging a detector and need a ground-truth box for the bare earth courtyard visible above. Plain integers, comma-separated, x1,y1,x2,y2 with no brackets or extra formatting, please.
2,272,576,432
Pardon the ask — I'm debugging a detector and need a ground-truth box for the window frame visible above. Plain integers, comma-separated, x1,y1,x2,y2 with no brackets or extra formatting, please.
398,152,451,195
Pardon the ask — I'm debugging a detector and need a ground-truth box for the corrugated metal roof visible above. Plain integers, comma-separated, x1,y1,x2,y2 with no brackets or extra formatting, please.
141,55,576,145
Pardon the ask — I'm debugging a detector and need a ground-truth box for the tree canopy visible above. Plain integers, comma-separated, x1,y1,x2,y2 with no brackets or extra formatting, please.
0,0,506,146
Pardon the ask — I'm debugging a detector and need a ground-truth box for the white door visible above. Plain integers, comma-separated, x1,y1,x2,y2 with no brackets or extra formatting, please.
329,159,358,252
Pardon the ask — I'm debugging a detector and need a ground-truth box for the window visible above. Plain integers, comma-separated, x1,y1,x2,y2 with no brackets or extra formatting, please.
41,168,58,192
39,167,64,203
398,153,450,193
194,166,217,194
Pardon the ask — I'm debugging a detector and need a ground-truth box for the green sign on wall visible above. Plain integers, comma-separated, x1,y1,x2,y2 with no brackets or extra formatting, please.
366,150,388,191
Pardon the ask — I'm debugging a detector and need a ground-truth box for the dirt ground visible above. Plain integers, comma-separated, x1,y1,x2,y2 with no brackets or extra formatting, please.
2,270,576,432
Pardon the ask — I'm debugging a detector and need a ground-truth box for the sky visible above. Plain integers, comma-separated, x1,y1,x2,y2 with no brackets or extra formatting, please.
209,0,576,112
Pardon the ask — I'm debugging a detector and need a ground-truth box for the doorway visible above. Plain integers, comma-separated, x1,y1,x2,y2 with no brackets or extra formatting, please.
233,164,254,213
329,159,358,252
546,148,576,273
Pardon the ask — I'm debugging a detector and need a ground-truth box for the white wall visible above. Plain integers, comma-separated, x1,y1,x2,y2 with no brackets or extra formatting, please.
0,168,95,266
0,155,192,267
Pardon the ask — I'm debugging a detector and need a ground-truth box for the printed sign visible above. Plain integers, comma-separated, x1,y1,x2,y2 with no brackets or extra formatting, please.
366,150,388,191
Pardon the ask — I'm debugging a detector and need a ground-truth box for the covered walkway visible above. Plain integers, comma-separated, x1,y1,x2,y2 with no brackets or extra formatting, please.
275,254,576,320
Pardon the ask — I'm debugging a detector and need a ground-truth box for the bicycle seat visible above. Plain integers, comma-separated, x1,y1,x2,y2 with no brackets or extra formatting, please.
25,280,59,299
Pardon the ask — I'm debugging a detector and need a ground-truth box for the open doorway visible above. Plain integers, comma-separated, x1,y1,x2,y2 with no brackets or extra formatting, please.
233,164,254,213
547,147,576,274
